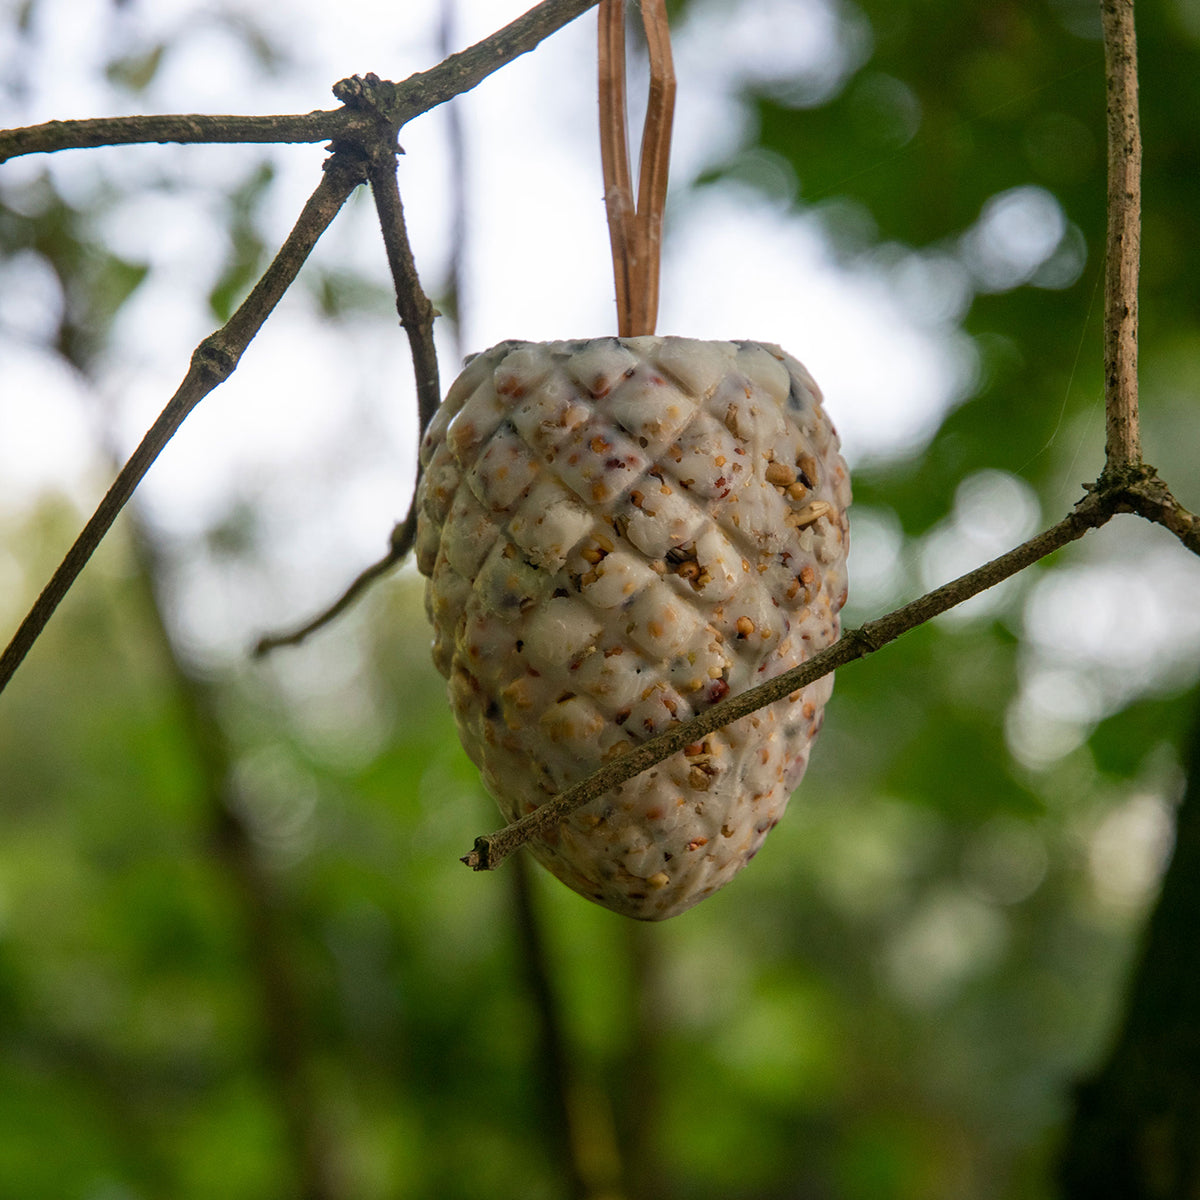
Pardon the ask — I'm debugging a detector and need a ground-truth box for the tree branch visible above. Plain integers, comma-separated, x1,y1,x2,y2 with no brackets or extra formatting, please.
1102,0,1142,468
366,149,441,437
0,110,361,163
463,485,1116,872
383,0,601,126
0,0,600,162
1100,463,1200,558
0,152,367,698
252,508,418,657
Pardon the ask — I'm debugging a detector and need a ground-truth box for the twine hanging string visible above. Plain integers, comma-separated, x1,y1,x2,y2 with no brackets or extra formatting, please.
598,0,675,337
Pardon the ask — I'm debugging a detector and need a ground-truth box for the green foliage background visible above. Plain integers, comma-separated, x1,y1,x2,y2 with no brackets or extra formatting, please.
2,1,1200,1198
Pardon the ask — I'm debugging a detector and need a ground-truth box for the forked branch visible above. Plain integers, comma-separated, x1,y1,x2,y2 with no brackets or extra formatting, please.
0,153,368,696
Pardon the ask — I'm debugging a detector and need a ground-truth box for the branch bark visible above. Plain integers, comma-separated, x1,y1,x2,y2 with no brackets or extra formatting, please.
1102,463,1200,558
0,152,367,697
383,0,600,126
366,149,441,437
0,110,359,162
1102,0,1142,468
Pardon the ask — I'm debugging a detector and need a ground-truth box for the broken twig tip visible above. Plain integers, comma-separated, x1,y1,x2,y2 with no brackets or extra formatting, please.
462,837,492,871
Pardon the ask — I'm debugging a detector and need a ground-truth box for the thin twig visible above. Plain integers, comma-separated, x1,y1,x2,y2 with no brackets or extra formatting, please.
0,110,359,162
1,0,604,683
463,486,1115,871
2,0,604,687
366,151,441,437
1129,483,1200,557
252,510,417,657
0,153,367,697
384,0,601,126
0,0,601,162
258,0,589,660
1102,0,1142,468
254,0,471,658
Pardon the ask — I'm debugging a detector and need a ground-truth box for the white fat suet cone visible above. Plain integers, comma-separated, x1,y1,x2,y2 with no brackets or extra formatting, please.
416,336,849,918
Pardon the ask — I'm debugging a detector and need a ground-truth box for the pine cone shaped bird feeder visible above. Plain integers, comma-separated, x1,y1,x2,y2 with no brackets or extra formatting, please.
417,1,850,920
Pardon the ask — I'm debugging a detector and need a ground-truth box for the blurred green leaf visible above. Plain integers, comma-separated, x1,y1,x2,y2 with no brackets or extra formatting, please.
1088,685,1200,778
207,162,274,324
307,268,395,321
104,43,166,93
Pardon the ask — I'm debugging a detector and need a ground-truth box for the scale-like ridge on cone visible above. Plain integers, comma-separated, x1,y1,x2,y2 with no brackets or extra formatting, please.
417,337,850,919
